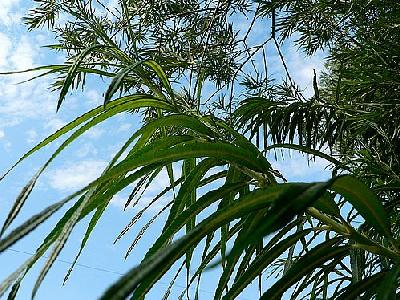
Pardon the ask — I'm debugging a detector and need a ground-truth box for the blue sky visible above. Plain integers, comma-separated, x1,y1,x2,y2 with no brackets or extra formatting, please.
0,1,331,299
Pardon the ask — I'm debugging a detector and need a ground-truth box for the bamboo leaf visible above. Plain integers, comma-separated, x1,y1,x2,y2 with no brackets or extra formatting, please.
227,181,332,259
44,96,173,170
0,64,66,75
145,182,248,260
104,62,143,106
260,239,348,299
30,134,156,296
6,280,20,300
0,168,43,237
182,158,197,285
57,44,106,111
265,143,345,168
108,141,270,183
63,200,109,283
0,197,72,253
376,264,400,300
336,271,387,300
312,191,341,218
163,158,221,233
214,169,252,300
99,182,312,300
114,175,184,244
178,221,244,300
31,189,96,299
0,94,151,182
223,229,313,300
0,256,36,298
0,195,87,299
143,60,174,102
331,175,392,238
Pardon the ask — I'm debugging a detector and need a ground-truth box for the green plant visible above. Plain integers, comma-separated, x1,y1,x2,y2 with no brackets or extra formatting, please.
0,0,399,299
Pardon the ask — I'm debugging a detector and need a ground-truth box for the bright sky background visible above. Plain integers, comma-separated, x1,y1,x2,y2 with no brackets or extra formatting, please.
0,1,331,299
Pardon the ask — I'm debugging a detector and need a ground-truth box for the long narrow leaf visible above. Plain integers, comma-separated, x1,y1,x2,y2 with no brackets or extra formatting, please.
223,229,313,300
0,168,42,237
336,271,387,300
331,176,392,238
260,239,348,299
0,197,72,253
57,44,106,110
99,182,313,300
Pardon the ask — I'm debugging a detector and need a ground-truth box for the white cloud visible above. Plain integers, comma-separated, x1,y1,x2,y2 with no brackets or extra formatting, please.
117,123,132,132
10,35,36,71
85,127,104,139
47,160,108,191
270,151,331,182
283,42,326,97
0,77,57,127
44,118,67,133
76,143,98,158
0,32,12,67
110,194,128,209
0,129,4,139
0,0,21,26
85,89,102,106
4,141,12,151
26,129,38,143
0,33,59,129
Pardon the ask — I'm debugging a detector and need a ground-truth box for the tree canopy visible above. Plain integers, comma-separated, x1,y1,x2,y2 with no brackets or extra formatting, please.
0,0,399,299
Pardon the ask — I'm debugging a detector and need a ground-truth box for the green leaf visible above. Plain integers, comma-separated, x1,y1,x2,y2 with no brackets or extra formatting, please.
30,127,160,297
182,158,197,284
228,181,332,259
45,96,173,169
162,261,185,300
0,168,42,237
178,221,244,300
11,65,115,86
0,94,151,182
145,182,248,260
0,193,90,299
0,64,66,75
6,280,20,300
143,60,174,102
32,189,96,299
0,255,36,298
312,191,341,218
215,174,259,300
223,229,313,300
214,227,248,300
260,239,348,299
104,62,143,106
127,114,216,146
114,175,184,244
376,264,400,300
57,44,106,111
0,197,72,254
99,183,311,300
63,200,110,283
217,120,268,160
265,143,345,168
108,141,270,183
163,158,221,233
331,175,392,238
125,200,175,259
0,193,88,299
336,271,387,300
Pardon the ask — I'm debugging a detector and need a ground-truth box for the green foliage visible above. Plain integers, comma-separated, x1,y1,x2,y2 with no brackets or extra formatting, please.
0,0,399,299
